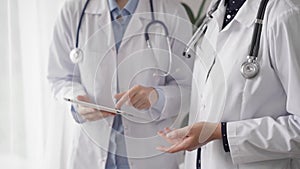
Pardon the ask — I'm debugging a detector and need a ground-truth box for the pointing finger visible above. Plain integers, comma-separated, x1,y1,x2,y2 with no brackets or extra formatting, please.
115,92,130,109
114,92,126,100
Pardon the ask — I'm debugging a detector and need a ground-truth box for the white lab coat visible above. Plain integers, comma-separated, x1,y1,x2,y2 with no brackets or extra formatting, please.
47,0,193,169
185,0,300,168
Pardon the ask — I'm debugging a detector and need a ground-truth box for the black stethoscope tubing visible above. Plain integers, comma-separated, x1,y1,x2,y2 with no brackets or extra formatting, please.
240,0,269,79
144,0,169,43
75,0,91,49
249,0,269,57
184,0,270,79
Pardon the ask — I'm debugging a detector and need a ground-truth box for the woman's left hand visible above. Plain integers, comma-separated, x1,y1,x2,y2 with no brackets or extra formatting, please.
157,122,222,153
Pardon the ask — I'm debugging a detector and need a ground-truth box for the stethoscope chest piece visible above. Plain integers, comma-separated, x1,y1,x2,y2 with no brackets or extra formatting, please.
240,57,260,79
70,48,83,64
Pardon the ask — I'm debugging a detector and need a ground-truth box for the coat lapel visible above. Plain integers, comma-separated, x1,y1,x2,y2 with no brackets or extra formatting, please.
85,0,116,49
211,0,226,32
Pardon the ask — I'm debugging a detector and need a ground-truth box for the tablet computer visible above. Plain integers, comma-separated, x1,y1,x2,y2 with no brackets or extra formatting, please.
64,98,151,120
64,97,125,115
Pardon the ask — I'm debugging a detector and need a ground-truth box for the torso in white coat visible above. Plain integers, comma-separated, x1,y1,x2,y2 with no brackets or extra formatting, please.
47,0,194,169
185,0,300,169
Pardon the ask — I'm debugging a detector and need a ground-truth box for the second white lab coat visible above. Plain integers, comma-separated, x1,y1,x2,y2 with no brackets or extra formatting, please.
185,0,300,168
47,0,193,169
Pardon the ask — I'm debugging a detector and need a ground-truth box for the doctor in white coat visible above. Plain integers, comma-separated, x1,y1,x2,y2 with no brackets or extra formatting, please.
157,0,300,169
47,0,193,169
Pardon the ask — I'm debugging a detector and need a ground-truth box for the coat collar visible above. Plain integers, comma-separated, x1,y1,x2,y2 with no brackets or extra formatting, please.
234,0,261,28
211,0,226,31
84,0,106,14
85,0,152,48
84,0,151,19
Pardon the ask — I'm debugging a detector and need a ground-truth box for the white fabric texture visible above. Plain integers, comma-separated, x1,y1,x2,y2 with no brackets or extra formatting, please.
186,0,300,168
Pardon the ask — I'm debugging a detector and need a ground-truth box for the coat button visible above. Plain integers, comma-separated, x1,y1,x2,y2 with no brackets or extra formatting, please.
200,94,203,99
99,158,106,164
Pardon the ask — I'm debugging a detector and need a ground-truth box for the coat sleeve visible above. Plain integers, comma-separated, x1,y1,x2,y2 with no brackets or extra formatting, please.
227,8,300,164
154,2,194,122
47,1,87,102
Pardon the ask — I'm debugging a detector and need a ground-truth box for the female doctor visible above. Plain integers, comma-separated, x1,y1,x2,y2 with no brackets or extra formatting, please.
47,0,193,169
158,0,300,169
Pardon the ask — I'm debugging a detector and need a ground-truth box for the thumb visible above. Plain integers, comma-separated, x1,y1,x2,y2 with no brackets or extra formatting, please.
166,126,189,139
77,95,90,102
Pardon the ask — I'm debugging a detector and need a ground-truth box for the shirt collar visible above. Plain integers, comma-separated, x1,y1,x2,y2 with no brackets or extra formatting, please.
224,0,247,6
108,0,138,15
108,0,118,12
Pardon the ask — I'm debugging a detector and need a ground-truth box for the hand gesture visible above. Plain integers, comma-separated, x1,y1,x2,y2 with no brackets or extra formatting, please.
157,122,221,153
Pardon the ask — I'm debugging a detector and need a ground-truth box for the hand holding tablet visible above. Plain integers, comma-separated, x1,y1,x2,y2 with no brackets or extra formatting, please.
64,96,140,121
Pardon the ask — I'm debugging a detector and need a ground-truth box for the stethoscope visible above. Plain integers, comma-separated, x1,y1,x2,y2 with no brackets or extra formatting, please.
69,0,172,77
183,0,270,79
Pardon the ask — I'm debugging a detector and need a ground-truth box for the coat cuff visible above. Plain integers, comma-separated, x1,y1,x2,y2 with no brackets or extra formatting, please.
221,122,230,152
227,121,242,164
71,104,86,124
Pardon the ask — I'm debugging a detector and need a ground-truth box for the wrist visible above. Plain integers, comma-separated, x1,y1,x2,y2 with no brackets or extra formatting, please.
212,123,222,140
149,87,159,105
199,122,222,144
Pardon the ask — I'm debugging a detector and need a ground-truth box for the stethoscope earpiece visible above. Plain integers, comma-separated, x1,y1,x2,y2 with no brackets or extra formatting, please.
70,48,83,64
182,51,191,58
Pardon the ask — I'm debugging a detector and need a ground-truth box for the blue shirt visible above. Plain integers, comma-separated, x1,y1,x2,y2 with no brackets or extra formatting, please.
109,0,138,52
106,1,138,169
